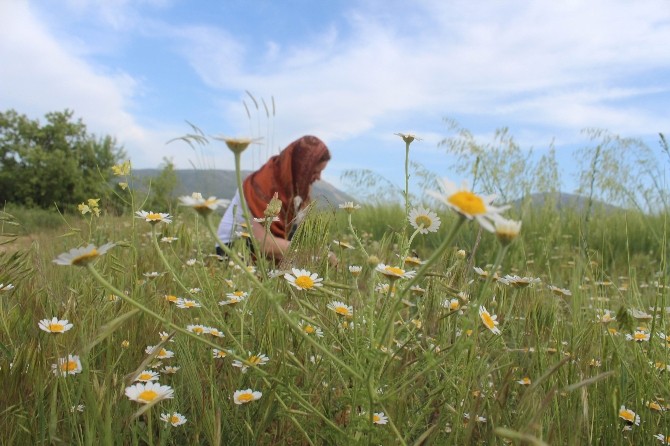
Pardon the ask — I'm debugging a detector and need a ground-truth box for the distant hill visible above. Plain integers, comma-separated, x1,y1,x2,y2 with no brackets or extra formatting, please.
133,169,355,208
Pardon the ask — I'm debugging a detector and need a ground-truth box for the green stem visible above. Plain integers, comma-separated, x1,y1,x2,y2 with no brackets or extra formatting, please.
149,226,193,297
347,213,369,258
474,243,510,304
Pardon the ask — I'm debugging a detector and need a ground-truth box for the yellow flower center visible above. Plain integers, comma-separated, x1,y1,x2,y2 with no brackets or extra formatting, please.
147,213,162,221
158,349,168,357
138,390,158,402
414,215,433,228
49,323,65,332
193,327,204,334
335,306,350,316
634,332,647,341
60,360,78,372
384,266,404,276
248,356,261,365
170,415,180,424
183,301,195,307
450,301,460,310
619,410,634,422
215,351,226,358
233,291,244,297
649,402,662,411
481,312,496,329
237,393,254,403
295,275,314,289
165,295,178,302
304,325,315,334
72,249,99,266
448,191,486,215
138,373,153,380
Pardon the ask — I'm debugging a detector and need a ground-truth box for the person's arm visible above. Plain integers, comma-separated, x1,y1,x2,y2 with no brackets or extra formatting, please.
251,220,290,261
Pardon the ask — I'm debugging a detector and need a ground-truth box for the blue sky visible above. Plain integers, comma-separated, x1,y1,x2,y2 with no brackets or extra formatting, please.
1,0,669,198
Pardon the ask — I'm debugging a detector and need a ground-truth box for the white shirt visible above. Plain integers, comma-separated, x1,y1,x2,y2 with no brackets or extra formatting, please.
216,189,249,244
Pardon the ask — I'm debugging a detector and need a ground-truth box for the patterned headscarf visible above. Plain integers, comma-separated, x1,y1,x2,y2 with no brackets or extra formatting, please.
243,135,330,239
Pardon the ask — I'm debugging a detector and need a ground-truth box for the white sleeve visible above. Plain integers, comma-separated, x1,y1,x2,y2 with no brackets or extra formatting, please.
216,189,248,244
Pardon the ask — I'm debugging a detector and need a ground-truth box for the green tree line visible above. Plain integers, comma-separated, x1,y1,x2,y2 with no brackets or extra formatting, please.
0,109,124,209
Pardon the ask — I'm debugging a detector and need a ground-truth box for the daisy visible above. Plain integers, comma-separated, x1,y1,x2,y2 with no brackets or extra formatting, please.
70,404,85,413
493,216,522,245
327,301,353,317
443,298,461,311
160,412,187,426
479,306,501,335
232,352,270,373
121,340,130,348
143,271,163,278
517,377,531,385
0,283,15,291
596,310,616,323
284,268,324,291
176,298,201,309
134,370,160,382
647,401,665,412
125,382,174,404
375,282,396,297
254,216,280,223
408,206,441,234
53,243,115,267
145,345,175,359
404,256,425,267
213,136,261,154
501,275,541,288
160,366,180,374
348,265,362,276
226,290,248,300
299,320,324,337
160,236,178,243
548,285,572,297
212,348,230,359
186,324,210,335
332,240,354,249
179,192,230,215
426,178,509,232
618,405,640,426
51,354,82,376
372,412,388,425
135,210,172,225
233,389,262,405
655,434,670,444
185,258,197,266
158,331,174,342
208,327,225,338
394,132,420,144
626,330,650,342
339,202,362,214
164,294,179,303
38,317,73,334
375,263,416,280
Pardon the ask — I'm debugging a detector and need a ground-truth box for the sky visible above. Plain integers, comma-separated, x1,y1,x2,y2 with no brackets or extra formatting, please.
1,0,669,199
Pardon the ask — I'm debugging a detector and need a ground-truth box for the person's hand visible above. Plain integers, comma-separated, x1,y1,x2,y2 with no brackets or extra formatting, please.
328,251,338,267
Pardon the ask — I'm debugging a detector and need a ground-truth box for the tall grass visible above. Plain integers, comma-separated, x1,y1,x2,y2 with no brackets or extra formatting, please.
1,137,669,445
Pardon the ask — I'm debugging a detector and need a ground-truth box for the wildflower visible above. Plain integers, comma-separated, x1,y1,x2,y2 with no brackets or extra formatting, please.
185,258,197,266
160,366,180,374
426,178,509,232
143,271,163,278
372,412,389,425
517,377,531,385
327,301,353,317
164,294,179,303
121,340,130,348
375,282,396,296
208,327,225,338
0,283,15,291
212,349,229,359
51,354,82,376
213,136,259,155
589,358,602,367
254,216,280,224
404,256,424,267
493,216,522,246
443,298,461,312
479,306,501,335
175,298,201,309
651,361,670,372
332,240,354,249
408,206,441,234
410,285,425,295
125,382,174,404
78,198,101,216
284,268,324,291
596,310,616,323
232,353,270,373
233,388,262,405
186,324,209,335
548,285,572,297
348,265,362,276
647,401,664,412
179,192,230,215
53,243,115,267
618,405,640,426
161,236,178,243
160,412,187,426
135,210,172,225
626,330,650,342
456,249,466,258
394,132,420,144
145,345,175,359
38,317,73,334
111,160,131,176
70,404,85,413
375,263,416,280
502,275,541,288
629,308,653,321
655,434,670,444
339,202,362,214
134,370,160,382
299,320,324,337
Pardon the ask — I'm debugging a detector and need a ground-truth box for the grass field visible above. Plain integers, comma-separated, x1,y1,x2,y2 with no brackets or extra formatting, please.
1,140,669,445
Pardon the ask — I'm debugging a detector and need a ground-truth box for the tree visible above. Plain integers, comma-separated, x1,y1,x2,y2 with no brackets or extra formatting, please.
0,109,125,209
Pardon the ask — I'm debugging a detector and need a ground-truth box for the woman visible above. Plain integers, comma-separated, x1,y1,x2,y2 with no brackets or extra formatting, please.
216,135,331,261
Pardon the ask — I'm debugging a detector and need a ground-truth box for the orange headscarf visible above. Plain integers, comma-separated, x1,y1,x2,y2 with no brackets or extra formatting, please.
243,135,331,239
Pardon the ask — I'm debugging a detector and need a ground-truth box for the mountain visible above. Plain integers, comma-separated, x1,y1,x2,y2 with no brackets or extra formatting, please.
132,169,355,208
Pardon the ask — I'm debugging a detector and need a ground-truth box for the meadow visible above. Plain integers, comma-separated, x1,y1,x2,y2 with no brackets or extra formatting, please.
0,135,669,445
